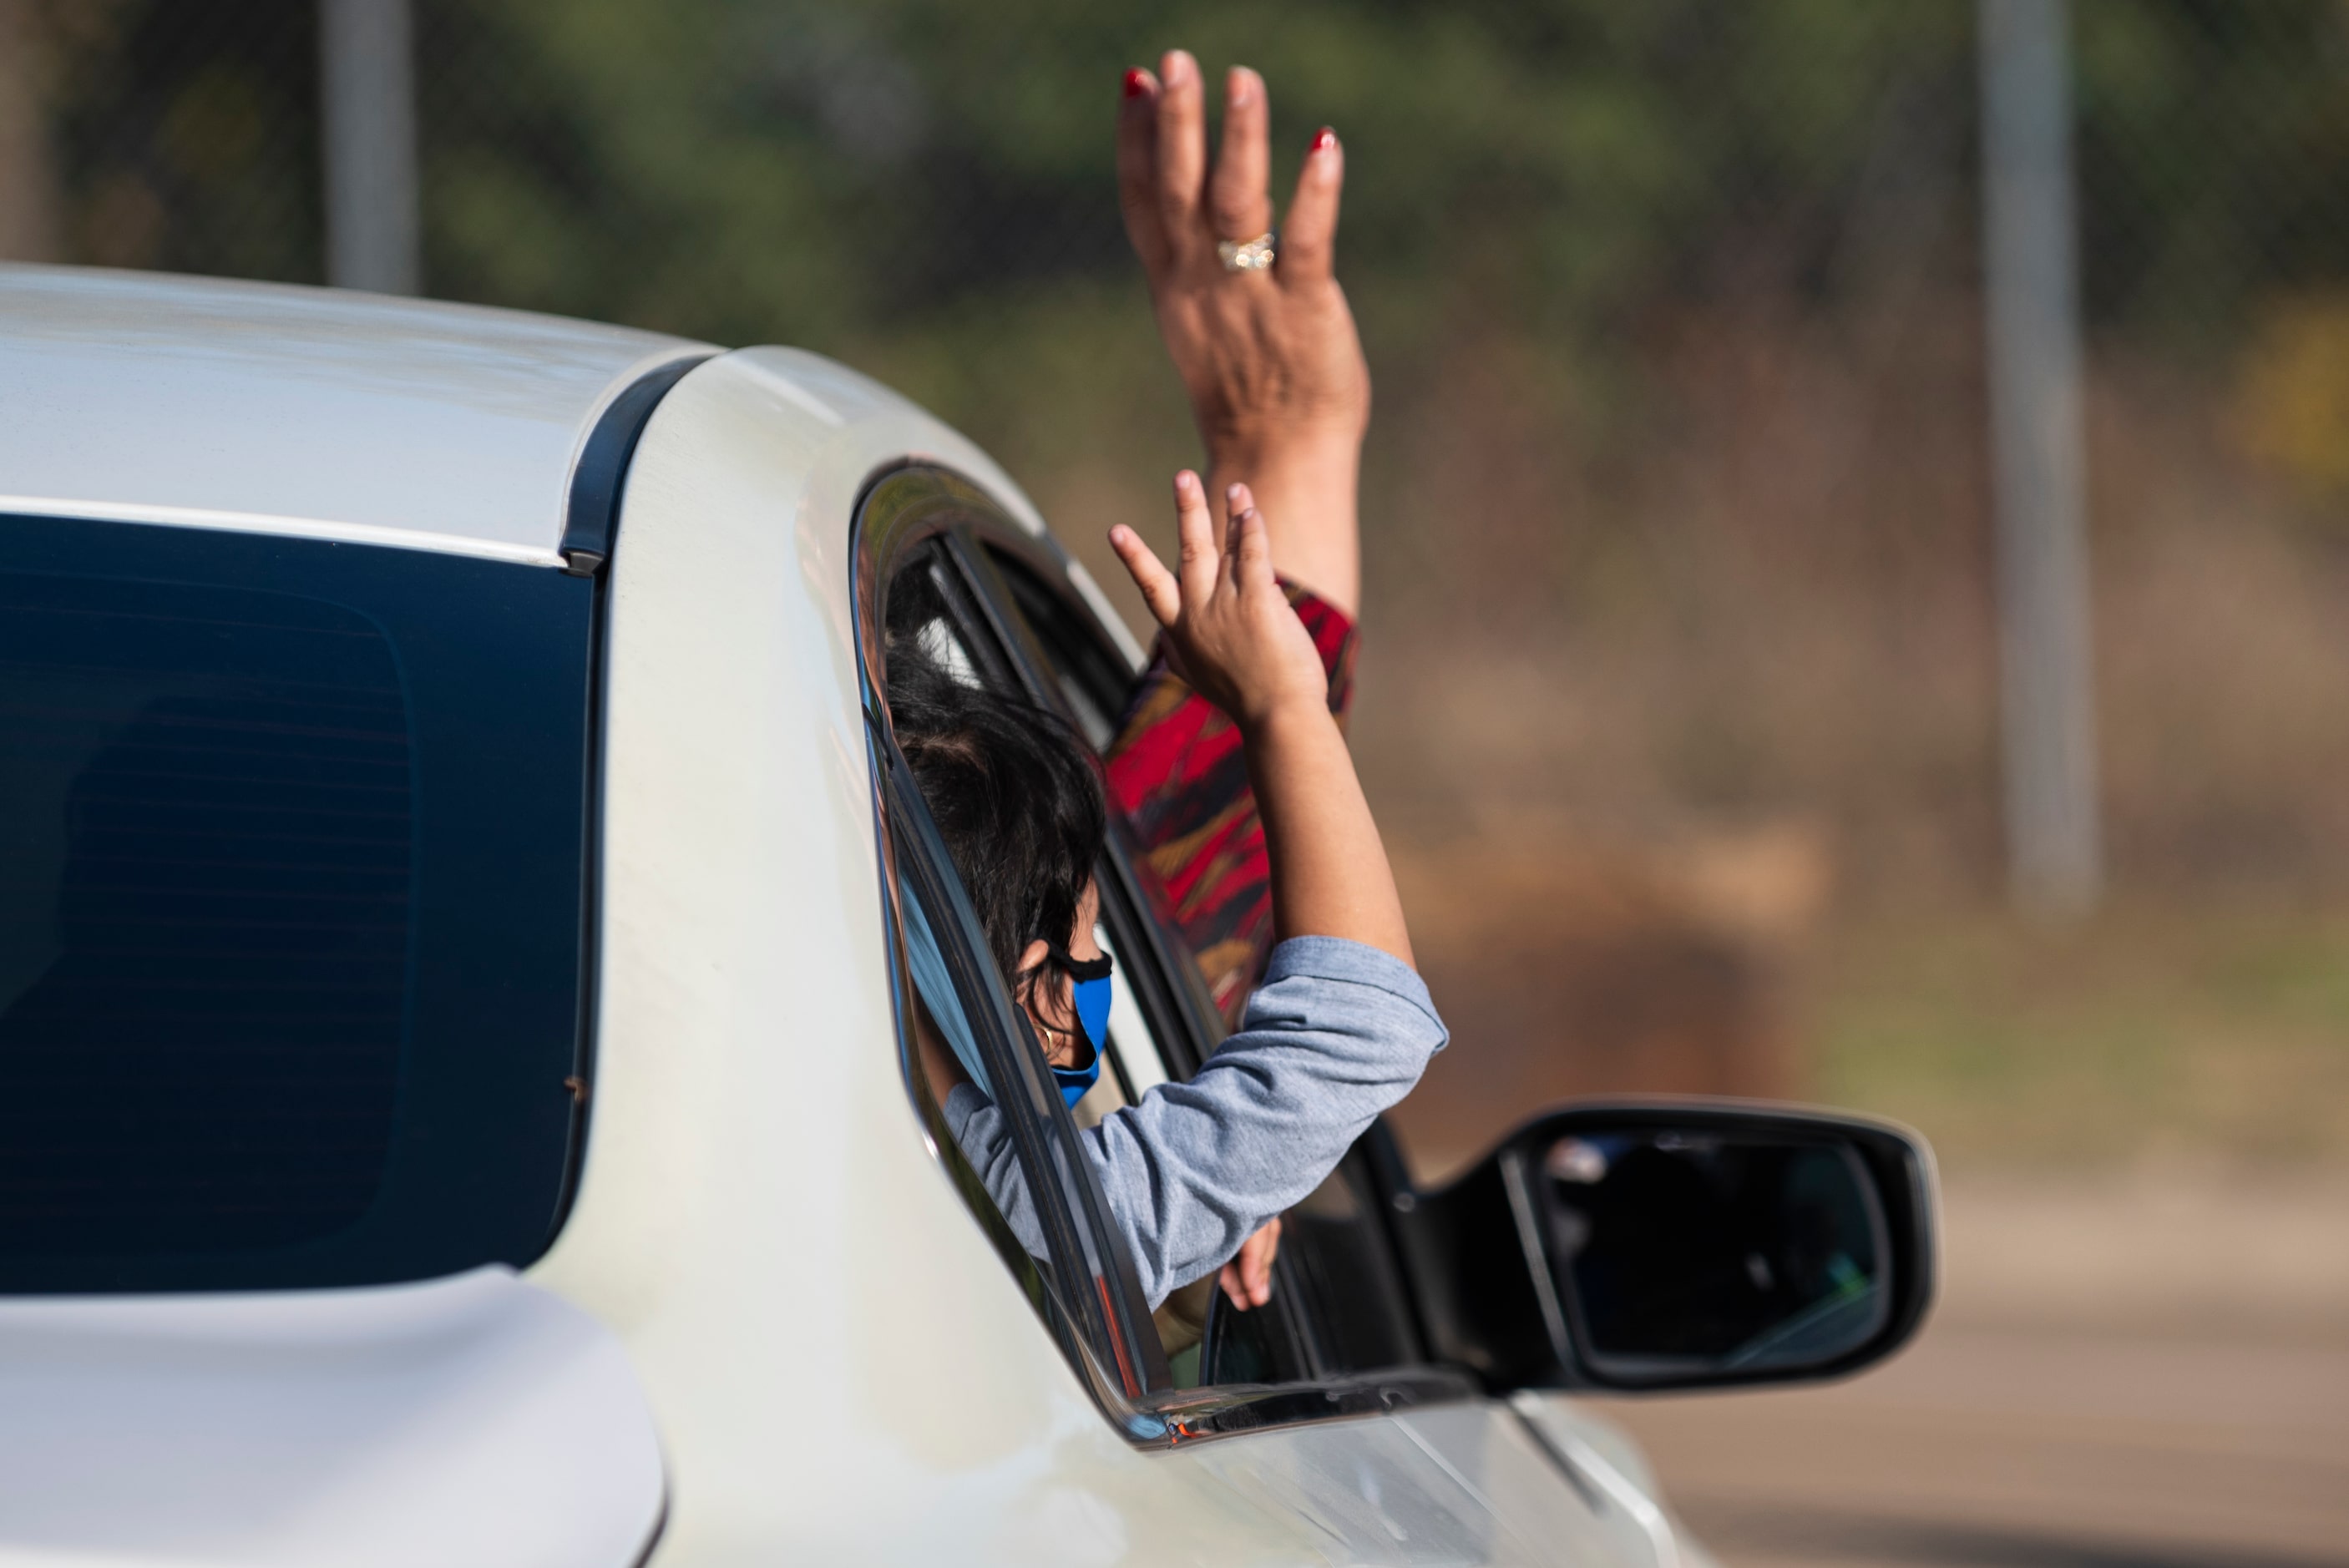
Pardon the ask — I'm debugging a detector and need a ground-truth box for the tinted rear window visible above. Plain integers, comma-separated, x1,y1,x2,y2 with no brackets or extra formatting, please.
0,515,595,1291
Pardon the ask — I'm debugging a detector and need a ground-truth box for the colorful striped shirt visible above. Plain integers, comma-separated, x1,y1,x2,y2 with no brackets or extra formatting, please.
1102,584,1359,1023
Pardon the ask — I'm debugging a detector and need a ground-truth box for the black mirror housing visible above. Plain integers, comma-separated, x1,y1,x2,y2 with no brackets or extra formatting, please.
1395,1099,1937,1394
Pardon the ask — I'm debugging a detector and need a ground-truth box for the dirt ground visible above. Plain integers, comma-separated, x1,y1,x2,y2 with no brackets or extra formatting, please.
1592,1172,2349,1567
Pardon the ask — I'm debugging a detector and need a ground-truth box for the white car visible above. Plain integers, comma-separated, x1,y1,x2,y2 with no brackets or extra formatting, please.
0,264,1936,1567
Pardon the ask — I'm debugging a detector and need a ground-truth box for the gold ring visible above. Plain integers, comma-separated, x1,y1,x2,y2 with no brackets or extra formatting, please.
1216,231,1277,272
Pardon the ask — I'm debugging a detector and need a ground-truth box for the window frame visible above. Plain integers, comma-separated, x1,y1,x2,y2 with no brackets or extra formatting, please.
855,478,1170,1415
852,463,1476,1445
947,537,1334,1383
875,718,1162,1395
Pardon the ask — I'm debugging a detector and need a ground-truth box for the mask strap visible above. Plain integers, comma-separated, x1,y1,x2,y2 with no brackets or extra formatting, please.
1041,941,1113,983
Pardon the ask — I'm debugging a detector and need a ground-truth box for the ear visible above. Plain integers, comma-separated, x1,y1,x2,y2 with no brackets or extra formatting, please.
1012,938,1068,1034
1012,938,1051,1024
1015,938,1051,979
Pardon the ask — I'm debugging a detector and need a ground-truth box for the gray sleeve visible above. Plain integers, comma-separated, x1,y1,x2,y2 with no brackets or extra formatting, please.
1090,937,1446,1306
942,937,1447,1310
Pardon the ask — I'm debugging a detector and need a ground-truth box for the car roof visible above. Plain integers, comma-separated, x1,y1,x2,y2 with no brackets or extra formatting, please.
0,265,714,567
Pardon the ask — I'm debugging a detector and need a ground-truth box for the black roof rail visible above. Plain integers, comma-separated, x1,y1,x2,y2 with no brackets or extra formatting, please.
559,352,716,577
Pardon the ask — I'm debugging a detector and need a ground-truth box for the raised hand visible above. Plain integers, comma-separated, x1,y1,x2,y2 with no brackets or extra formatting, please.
1118,53,1369,613
1110,474,1329,731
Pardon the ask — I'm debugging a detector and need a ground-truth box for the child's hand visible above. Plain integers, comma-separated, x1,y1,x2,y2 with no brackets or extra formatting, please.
1218,1215,1281,1309
1120,473,1415,964
1110,473,1329,731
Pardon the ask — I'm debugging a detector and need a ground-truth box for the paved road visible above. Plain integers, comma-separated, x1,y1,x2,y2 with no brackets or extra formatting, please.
1593,1324,2349,1567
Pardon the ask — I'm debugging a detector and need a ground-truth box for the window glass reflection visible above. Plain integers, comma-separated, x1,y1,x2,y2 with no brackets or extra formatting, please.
891,854,1063,1324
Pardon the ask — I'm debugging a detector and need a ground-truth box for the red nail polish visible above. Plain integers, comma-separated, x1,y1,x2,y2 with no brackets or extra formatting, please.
1312,127,1337,153
1122,68,1150,99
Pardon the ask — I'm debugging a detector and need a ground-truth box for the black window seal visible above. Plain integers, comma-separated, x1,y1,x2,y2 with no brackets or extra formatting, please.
559,352,717,579
540,351,713,1247
855,461,1481,1445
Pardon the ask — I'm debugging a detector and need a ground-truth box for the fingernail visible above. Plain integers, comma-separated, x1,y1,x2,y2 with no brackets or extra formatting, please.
1226,483,1244,503
1311,126,1337,154
1121,68,1149,99
1228,66,1253,108
1162,49,1193,86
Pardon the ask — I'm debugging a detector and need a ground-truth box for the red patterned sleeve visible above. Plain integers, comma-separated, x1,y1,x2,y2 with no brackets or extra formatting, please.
1102,583,1359,1025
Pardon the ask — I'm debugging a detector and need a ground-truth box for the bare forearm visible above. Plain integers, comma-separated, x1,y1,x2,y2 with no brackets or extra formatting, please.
1206,432,1360,616
1242,701,1411,965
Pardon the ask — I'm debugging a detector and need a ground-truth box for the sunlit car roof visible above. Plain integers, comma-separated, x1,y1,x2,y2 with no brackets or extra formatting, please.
0,265,711,566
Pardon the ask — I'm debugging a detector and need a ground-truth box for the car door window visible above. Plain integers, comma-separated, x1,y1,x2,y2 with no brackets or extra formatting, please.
858,468,1481,1444
972,539,1434,1386
865,537,1167,1403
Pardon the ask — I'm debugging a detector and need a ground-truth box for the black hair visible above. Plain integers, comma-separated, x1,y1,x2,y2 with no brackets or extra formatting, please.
885,627,1106,996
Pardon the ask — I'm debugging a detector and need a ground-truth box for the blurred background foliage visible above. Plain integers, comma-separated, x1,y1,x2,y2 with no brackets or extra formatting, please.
13,0,2349,1175
43,3,2349,346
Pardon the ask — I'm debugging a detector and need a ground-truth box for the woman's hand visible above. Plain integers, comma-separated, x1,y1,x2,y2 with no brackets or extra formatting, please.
1219,1216,1282,1310
1119,53,1368,614
1111,474,1328,731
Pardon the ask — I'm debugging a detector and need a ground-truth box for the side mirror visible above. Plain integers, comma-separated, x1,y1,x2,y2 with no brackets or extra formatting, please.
1395,1100,1936,1393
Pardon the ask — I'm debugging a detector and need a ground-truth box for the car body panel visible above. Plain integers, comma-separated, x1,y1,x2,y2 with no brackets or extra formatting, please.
1397,1404,1666,1565
529,346,1646,1561
0,267,1688,1565
0,265,706,565
1511,1394,1727,1568
0,1267,664,1567
524,346,1278,1561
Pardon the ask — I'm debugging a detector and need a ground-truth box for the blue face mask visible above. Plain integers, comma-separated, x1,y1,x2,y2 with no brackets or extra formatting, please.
1040,943,1114,1108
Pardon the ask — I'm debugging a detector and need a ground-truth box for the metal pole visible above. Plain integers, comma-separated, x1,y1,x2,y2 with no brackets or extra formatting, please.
0,0,62,261
1979,0,2099,917
319,0,419,293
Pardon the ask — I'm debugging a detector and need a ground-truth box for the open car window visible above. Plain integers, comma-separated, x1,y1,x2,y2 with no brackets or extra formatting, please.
856,467,1472,1435
969,539,1434,1388
863,533,1167,1403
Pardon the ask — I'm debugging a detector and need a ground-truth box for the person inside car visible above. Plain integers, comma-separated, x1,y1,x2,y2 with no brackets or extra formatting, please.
1089,53,1380,1312
897,49,1391,1317
1103,51,1371,1024
893,473,1445,1314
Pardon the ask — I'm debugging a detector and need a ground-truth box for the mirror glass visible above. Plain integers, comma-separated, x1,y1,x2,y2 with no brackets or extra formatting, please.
1534,1129,1891,1380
